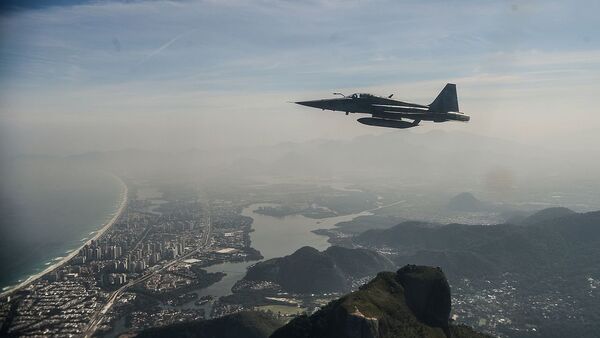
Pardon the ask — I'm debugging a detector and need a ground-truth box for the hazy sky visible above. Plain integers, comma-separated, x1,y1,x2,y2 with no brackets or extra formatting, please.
1,0,599,155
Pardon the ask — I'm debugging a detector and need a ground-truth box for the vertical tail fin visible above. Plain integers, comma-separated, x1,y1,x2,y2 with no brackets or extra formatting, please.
429,83,459,113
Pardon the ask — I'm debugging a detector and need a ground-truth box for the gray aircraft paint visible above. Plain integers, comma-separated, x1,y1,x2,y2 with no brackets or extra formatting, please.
295,83,470,129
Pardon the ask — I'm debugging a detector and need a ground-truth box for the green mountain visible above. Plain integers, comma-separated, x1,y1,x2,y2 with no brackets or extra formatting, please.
243,246,395,293
356,209,600,278
135,311,283,338
271,265,490,338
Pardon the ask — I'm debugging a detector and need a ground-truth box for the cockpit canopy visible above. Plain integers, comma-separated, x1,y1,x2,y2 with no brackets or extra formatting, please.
350,93,373,99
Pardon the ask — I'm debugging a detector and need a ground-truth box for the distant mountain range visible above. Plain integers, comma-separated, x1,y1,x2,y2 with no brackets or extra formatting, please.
14,130,595,192
139,265,490,338
356,207,600,279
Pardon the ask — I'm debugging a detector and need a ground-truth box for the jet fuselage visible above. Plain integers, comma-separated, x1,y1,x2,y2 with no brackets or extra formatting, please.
295,84,470,129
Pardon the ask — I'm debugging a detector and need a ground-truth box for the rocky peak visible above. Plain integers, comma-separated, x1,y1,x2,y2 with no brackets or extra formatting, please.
271,265,486,338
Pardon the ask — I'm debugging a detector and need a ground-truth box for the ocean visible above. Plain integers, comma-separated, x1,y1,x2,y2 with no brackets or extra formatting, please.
0,158,125,291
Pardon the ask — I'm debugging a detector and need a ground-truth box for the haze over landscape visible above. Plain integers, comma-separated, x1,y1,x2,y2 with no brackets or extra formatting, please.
1,0,600,156
1,1,600,338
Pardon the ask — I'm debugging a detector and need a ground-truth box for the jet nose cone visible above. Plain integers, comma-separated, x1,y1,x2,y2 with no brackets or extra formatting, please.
295,100,326,109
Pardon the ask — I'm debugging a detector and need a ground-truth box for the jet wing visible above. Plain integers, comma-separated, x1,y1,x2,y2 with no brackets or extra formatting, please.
371,105,429,114
371,111,428,121
370,97,429,109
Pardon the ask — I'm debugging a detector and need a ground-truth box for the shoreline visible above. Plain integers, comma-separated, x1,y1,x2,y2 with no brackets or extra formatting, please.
1,176,128,298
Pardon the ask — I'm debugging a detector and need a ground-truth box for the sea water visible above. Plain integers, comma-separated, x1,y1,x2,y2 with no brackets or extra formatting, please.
0,158,124,290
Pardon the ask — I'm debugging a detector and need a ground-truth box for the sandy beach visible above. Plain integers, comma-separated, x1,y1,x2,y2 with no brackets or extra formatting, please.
0,176,128,298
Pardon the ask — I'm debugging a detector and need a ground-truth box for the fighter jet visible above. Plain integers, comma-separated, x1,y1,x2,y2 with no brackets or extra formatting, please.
295,83,469,129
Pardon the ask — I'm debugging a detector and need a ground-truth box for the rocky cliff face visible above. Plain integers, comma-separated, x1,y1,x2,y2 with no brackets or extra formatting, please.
270,265,489,338
396,265,451,329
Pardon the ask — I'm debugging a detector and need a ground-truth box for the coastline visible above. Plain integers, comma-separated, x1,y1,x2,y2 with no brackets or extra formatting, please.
1,176,128,298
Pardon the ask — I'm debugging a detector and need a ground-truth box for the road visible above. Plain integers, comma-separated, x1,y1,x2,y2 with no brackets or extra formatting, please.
83,205,212,337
